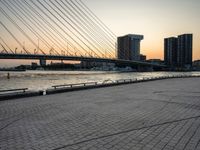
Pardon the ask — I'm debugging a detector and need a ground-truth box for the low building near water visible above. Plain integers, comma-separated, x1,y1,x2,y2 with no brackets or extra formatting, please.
193,60,200,71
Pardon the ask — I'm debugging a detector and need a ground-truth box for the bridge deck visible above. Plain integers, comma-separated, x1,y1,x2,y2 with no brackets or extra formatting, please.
0,53,166,67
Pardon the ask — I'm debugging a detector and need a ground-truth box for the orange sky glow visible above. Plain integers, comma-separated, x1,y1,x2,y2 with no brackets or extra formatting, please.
85,0,200,60
0,0,199,67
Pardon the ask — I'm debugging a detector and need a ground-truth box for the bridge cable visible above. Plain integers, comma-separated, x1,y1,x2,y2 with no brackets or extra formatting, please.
69,0,116,53
3,0,61,56
48,0,108,57
0,21,30,54
64,0,116,58
54,0,115,58
49,0,114,58
35,0,100,58
70,0,116,46
73,0,125,59
41,0,105,58
13,0,71,56
72,0,116,44
30,0,97,58
0,0,123,59
0,5,45,55
14,0,75,56
61,0,115,57
79,0,117,39
0,37,14,54
22,0,77,56
8,0,76,56
0,42,9,54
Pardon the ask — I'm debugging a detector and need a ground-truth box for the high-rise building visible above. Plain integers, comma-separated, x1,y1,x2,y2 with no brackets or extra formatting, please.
117,34,144,61
164,37,178,67
164,34,193,69
177,34,193,68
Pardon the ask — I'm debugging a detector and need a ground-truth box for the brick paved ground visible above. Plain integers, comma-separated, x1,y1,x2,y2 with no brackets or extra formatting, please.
0,78,200,150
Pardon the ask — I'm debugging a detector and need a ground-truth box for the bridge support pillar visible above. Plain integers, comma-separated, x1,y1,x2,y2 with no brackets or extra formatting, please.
40,59,46,67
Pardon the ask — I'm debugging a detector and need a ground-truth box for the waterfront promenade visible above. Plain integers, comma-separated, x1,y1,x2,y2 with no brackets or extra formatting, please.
0,78,200,150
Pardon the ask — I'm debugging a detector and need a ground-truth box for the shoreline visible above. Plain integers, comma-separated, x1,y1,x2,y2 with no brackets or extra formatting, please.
1,75,200,101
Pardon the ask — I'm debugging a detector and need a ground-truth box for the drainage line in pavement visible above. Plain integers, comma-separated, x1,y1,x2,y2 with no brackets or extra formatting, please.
52,115,200,150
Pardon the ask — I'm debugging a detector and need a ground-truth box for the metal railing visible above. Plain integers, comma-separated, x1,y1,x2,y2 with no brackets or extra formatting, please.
0,88,28,94
0,88,28,95
51,74,200,90
52,82,98,89
116,79,133,83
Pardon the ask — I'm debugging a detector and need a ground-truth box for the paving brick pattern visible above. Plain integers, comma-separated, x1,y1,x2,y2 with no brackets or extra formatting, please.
0,78,200,150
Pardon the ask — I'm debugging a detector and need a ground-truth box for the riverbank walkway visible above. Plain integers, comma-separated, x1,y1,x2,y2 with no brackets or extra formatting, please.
0,78,200,150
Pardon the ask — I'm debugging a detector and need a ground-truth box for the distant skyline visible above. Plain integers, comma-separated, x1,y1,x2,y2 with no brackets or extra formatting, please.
0,0,200,67
85,0,200,60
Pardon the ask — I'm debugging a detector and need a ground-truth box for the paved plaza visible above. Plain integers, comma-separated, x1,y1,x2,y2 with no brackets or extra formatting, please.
0,78,200,150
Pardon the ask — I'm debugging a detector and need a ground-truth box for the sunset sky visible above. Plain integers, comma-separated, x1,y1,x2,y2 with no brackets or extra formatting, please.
85,0,200,60
0,0,200,67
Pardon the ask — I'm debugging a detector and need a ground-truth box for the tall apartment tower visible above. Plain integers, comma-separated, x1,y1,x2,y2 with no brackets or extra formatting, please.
164,34,193,69
177,34,193,68
117,34,144,61
164,37,178,67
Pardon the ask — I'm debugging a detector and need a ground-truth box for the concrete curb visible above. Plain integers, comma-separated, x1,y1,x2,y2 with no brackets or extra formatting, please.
0,91,42,101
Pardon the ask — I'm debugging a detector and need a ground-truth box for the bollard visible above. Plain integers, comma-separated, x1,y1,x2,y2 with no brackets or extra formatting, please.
39,90,44,95
43,90,46,95
39,90,46,96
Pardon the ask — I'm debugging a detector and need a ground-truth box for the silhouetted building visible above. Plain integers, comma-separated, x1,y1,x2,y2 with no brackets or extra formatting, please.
81,61,115,70
177,34,193,68
193,60,200,71
147,59,164,65
164,37,178,67
193,60,200,66
140,54,146,61
117,34,144,61
164,34,193,69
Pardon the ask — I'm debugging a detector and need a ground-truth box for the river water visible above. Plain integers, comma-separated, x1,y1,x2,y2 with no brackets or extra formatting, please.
0,71,200,91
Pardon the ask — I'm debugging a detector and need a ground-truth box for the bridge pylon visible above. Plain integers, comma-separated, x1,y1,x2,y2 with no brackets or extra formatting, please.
40,58,46,67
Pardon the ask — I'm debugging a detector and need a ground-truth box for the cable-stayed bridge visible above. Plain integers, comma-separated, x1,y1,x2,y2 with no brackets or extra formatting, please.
0,0,165,68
